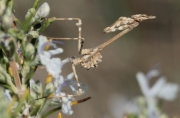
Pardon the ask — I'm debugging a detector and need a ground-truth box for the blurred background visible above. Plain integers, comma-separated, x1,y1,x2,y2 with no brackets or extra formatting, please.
14,0,180,117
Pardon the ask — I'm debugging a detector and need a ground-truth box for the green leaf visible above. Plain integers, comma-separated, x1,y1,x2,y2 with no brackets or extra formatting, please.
7,0,13,14
42,106,62,118
22,8,35,32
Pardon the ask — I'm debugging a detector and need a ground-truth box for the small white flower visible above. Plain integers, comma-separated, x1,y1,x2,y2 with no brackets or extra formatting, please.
37,35,64,77
62,101,73,115
136,71,179,101
61,94,73,115
36,2,50,18
53,92,74,115
136,71,159,118
38,35,64,57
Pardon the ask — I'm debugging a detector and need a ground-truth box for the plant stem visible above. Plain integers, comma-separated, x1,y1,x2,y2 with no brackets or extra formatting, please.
33,0,40,10
9,60,22,97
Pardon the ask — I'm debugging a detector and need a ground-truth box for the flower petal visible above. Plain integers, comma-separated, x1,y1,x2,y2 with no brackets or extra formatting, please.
46,58,61,77
136,72,149,96
150,77,166,97
38,35,48,54
66,73,74,80
62,101,73,115
157,83,179,101
146,69,160,80
47,48,63,56
39,53,51,65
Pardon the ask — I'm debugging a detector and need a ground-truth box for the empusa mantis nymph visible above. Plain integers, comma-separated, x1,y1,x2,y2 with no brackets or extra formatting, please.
48,14,156,95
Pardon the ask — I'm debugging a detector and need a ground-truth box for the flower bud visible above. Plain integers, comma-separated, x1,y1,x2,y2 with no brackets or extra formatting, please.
25,43,35,60
2,14,13,28
27,31,39,39
32,83,42,95
36,2,50,18
22,65,30,79
44,82,55,96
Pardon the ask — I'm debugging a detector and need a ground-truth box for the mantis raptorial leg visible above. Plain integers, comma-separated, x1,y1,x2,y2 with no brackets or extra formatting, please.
47,18,84,54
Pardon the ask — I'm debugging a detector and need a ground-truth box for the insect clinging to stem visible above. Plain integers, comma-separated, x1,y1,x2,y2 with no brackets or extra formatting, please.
47,14,156,95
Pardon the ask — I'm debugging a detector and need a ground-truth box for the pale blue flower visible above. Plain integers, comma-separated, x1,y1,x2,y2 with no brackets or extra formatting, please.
37,35,64,77
136,71,159,118
55,72,87,95
136,70,179,118
53,72,87,115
